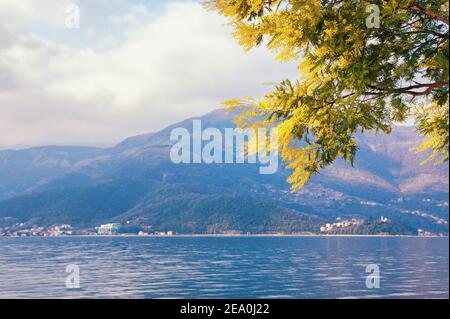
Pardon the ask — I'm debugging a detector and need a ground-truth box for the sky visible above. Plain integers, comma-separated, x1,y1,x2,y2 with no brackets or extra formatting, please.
0,0,297,149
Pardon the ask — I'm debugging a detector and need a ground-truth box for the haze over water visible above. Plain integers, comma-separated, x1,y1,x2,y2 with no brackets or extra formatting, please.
0,236,448,299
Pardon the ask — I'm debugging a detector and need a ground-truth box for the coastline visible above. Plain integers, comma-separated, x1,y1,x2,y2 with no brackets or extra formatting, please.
1,233,448,239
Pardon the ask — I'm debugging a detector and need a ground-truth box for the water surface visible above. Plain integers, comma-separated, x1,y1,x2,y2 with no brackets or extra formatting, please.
0,236,448,299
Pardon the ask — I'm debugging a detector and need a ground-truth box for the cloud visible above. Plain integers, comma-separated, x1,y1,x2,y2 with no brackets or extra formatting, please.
0,0,297,149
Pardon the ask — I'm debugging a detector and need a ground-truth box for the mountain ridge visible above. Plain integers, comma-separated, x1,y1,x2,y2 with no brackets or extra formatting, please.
0,109,448,234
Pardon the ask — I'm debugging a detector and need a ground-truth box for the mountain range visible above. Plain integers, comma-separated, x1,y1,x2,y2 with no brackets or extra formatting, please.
0,110,448,234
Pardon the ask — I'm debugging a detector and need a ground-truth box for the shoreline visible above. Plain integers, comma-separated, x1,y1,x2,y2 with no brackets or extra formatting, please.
1,234,448,239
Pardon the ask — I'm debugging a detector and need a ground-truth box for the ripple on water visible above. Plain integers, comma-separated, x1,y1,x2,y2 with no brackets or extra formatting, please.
0,236,448,299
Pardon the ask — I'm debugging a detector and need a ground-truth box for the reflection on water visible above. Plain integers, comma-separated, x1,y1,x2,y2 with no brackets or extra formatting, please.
0,236,448,299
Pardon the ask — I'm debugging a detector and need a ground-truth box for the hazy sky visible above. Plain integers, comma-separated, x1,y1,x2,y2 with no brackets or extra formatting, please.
0,0,297,149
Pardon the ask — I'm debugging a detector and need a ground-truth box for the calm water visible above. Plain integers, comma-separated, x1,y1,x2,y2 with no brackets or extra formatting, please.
0,236,448,299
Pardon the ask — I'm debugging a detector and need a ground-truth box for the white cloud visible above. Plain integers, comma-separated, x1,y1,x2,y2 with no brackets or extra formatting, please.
0,0,297,149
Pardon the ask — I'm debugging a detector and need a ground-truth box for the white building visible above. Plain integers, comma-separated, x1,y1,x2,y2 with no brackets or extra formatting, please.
97,223,121,235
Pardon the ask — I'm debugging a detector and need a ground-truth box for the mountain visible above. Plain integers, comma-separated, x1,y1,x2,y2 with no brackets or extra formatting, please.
0,110,448,234
0,146,103,201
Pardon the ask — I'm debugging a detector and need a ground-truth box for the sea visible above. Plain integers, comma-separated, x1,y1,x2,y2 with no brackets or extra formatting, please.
0,236,448,299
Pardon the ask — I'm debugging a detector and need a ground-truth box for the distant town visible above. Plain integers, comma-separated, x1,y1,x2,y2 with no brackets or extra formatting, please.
0,216,447,237
0,222,176,238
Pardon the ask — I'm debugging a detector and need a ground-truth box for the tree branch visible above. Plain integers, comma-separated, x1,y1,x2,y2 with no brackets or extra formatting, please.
368,81,449,97
410,3,449,25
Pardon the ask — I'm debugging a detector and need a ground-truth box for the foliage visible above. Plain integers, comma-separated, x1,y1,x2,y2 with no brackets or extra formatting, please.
414,101,449,164
205,0,449,189
325,219,417,235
